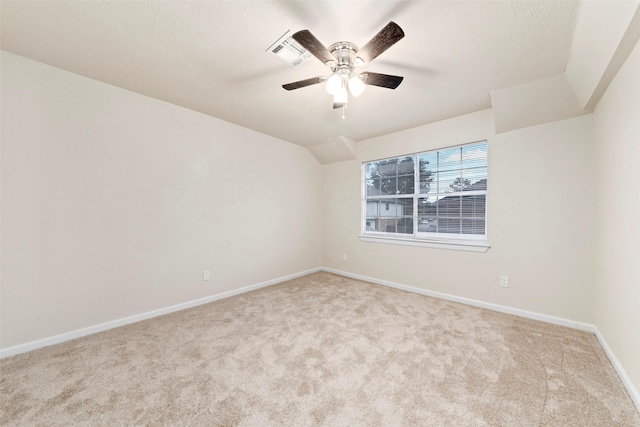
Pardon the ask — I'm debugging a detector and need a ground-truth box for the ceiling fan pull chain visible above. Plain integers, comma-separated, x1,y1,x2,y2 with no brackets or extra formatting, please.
342,104,346,120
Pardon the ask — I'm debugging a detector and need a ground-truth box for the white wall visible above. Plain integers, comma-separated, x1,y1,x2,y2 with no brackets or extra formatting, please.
0,34,638,404
0,51,323,349
565,0,640,111
593,39,640,395
323,109,595,323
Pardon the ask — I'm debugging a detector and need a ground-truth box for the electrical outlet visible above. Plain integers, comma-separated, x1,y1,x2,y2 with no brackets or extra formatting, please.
342,253,348,261
500,276,509,288
203,270,210,281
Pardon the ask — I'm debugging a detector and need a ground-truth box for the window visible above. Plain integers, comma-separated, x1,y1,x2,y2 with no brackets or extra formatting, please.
362,141,488,251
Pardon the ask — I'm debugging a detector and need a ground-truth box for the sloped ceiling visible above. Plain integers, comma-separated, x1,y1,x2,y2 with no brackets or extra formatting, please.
1,0,578,146
1,1,582,150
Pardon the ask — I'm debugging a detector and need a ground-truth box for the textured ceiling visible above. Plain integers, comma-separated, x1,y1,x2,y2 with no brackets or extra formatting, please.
0,1,580,148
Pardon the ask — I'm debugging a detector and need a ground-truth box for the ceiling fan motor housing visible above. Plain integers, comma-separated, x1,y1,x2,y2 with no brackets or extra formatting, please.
327,41,362,71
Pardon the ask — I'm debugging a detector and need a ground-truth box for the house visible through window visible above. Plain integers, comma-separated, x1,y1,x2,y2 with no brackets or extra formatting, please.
362,141,488,243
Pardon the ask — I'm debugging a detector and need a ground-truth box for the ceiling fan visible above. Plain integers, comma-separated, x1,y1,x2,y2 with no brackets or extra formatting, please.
282,21,405,113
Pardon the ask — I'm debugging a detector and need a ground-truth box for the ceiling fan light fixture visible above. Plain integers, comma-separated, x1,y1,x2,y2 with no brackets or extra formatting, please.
334,87,348,104
348,74,366,97
326,72,342,95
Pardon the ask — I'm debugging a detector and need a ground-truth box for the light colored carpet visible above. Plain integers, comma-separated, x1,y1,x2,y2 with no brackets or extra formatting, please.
1,272,639,426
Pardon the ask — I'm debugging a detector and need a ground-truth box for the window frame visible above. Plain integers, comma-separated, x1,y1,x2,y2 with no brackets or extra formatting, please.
360,141,490,253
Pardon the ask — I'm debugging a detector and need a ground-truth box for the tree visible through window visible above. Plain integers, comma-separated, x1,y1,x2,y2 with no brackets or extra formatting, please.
363,141,487,240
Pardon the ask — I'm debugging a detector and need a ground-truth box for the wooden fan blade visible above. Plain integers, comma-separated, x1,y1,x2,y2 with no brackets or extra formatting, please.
333,102,345,109
292,30,336,65
357,21,405,64
282,76,324,91
361,72,404,89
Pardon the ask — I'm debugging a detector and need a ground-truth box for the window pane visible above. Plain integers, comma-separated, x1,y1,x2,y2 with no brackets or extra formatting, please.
366,178,381,196
380,177,397,195
461,195,486,217
423,178,439,195
418,197,437,232
365,163,378,180
397,156,414,175
462,219,485,235
399,197,414,216
418,156,435,193
418,217,437,232
419,152,437,166
461,143,488,169
438,195,461,216
438,218,461,234
378,159,397,177
365,199,380,218
397,175,414,194
364,199,385,232
437,170,462,194
364,197,413,234
396,217,413,234
418,197,436,216
438,147,462,171
462,168,487,191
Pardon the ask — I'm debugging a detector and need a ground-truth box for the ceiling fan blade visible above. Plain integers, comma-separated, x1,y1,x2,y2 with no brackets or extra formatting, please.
333,102,345,109
282,76,325,91
292,30,336,65
361,72,404,89
357,21,405,64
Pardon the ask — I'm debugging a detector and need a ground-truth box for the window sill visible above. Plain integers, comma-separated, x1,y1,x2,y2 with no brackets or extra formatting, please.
359,234,490,253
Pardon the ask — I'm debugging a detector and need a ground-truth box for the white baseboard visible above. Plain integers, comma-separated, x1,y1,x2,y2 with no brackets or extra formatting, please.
0,267,321,359
592,325,640,411
322,267,640,413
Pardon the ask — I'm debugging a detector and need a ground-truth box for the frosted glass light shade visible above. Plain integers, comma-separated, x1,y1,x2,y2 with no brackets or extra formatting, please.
326,73,342,95
348,74,366,97
334,87,348,104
